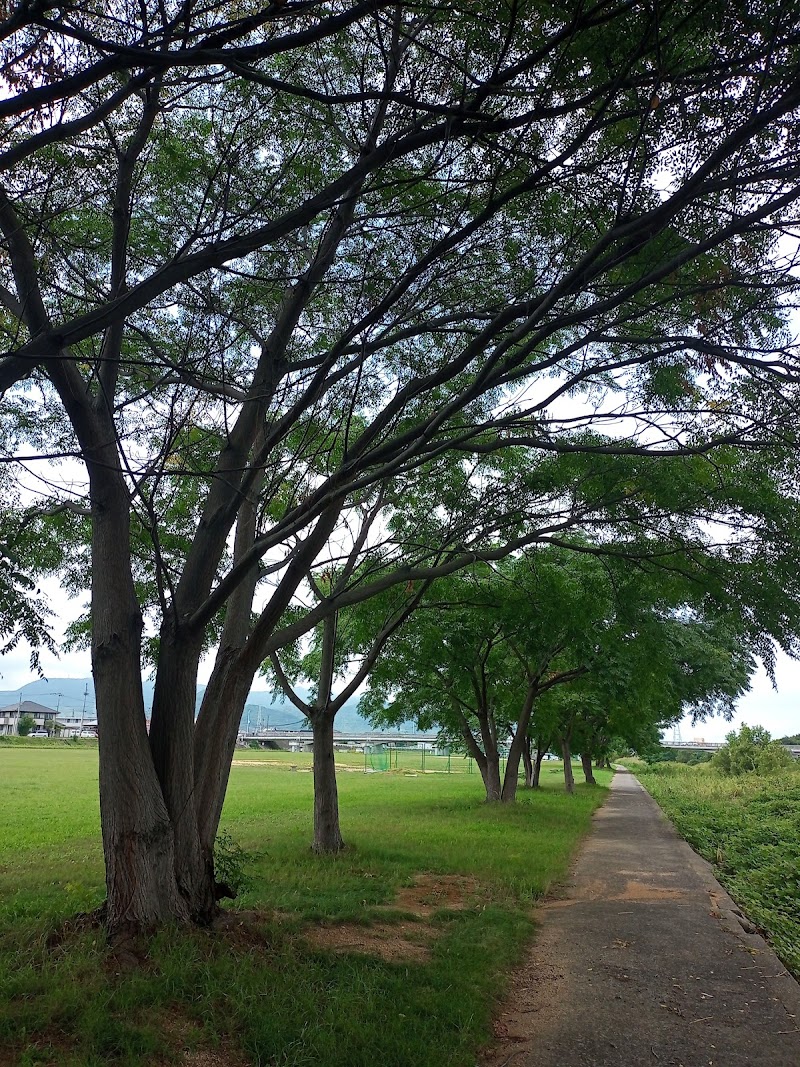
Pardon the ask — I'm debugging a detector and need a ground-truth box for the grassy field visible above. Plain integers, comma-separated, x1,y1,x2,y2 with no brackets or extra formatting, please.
0,745,610,1067
231,744,476,774
635,761,800,979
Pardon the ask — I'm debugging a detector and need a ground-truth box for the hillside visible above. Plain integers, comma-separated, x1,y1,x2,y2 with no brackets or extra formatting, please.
0,677,419,734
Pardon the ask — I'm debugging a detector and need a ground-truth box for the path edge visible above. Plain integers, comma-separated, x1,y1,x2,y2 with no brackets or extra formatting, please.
628,768,800,1029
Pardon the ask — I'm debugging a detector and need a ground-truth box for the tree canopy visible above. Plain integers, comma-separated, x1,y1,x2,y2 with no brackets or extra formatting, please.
3,1,800,931
362,545,760,798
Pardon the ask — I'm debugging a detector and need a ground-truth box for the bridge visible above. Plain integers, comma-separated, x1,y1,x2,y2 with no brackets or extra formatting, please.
663,739,800,757
238,730,800,758
238,729,437,750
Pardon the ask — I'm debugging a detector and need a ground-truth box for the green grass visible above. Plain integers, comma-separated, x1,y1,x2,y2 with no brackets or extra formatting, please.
233,744,476,774
0,747,610,1066
636,761,800,978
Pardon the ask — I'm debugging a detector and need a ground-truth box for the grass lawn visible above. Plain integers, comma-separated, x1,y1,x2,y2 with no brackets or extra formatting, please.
0,745,610,1067
635,761,800,979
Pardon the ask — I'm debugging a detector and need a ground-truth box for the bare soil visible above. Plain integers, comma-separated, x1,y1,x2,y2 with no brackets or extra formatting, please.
302,872,482,962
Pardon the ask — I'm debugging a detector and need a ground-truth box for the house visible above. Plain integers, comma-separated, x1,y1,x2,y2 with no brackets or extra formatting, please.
0,700,59,735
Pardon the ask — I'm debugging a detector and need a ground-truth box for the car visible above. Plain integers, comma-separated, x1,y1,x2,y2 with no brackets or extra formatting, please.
79,729,97,738
28,729,49,738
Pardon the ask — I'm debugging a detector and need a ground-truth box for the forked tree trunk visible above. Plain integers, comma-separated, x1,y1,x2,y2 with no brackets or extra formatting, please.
90,456,189,933
483,756,502,802
560,735,575,794
195,499,344,850
310,710,345,853
194,651,254,857
452,700,500,802
523,736,534,788
149,626,217,923
580,753,596,785
532,742,546,788
474,709,502,802
501,683,537,803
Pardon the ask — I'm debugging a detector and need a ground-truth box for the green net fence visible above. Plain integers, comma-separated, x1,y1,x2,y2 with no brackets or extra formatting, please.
365,744,391,771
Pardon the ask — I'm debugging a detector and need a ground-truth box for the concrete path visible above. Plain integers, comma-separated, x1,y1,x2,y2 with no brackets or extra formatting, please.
480,769,800,1067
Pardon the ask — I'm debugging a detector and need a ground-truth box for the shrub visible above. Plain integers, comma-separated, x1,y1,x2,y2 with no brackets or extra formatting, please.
711,724,794,776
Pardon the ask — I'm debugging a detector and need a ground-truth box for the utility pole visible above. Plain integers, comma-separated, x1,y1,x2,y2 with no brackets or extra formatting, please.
81,684,88,734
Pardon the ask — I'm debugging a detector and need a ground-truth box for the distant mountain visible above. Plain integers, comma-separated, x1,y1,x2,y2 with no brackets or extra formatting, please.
0,677,420,734
0,677,99,715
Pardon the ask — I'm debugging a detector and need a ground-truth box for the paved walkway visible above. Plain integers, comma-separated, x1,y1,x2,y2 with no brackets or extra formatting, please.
481,769,800,1067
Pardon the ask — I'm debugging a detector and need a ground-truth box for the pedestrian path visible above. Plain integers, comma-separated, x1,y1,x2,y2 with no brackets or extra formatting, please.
480,769,800,1067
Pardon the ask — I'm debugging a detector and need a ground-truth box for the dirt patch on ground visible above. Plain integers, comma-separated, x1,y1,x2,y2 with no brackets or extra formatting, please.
386,872,481,916
555,877,689,904
180,1053,237,1067
302,873,482,962
303,919,435,961
230,759,383,773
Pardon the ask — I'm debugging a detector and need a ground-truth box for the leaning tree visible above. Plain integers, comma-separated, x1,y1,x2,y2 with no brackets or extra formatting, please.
3,2,800,931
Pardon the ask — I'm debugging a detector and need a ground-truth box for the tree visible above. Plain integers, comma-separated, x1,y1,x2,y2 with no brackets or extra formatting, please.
712,724,795,775
366,541,764,797
265,490,433,853
359,550,617,801
16,713,34,737
3,3,800,932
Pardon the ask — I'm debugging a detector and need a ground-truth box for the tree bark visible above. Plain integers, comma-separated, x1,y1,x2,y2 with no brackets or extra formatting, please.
501,682,537,802
89,436,189,932
148,624,216,923
522,736,534,788
483,755,502,802
532,742,546,788
194,651,254,855
475,708,502,802
194,502,344,856
310,710,345,853
560,734,575,794
580,752,597,785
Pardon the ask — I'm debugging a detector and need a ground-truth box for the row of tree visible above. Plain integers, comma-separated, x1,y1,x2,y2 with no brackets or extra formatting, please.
269,540,760,851
3,2,800,933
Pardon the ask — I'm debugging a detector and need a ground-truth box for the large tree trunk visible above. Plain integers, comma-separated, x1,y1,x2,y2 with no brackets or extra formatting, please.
580,752,597,785
194,651,254,855
450,700,495,801
90,453,189,933
501,683,537,803
560,734,575,794
475,709,502,802
310,710,345,853
483,755,502,802
149,625,217,924
193,473,265,862
194,505,344,860
501,734,523,802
